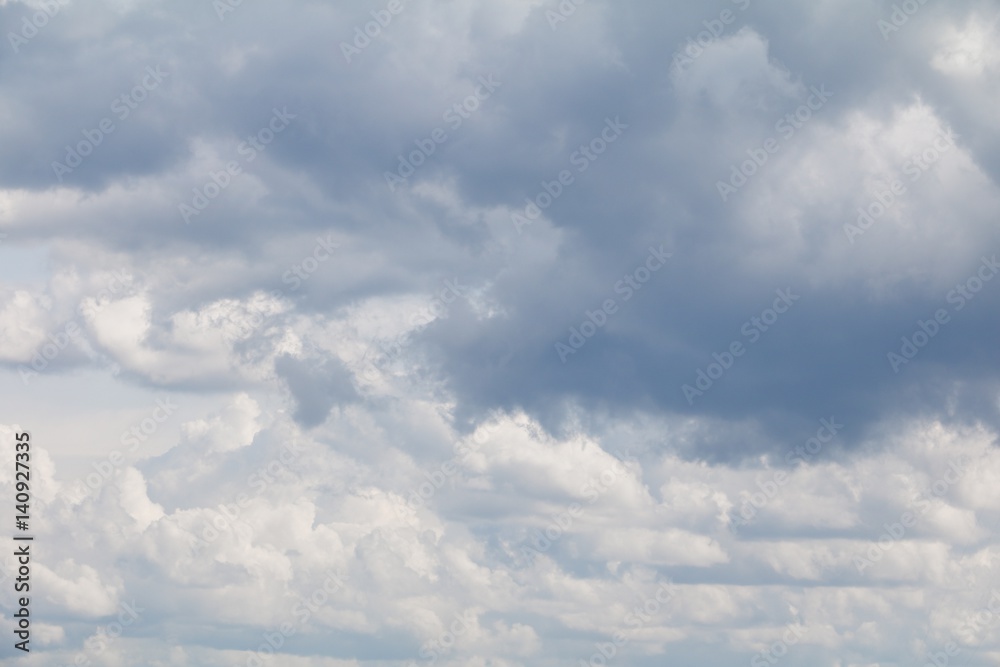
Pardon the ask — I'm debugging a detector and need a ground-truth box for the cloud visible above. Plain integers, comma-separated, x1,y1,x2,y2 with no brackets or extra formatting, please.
2,0,1000,664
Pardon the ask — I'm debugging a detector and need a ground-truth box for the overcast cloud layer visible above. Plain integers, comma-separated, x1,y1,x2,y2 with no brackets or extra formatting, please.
2,0,1000,664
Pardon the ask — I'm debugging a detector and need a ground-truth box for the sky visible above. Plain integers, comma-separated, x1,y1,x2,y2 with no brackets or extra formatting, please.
1,0,1000,665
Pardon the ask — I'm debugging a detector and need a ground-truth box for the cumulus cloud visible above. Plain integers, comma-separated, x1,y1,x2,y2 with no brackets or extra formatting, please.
2,0,1000,664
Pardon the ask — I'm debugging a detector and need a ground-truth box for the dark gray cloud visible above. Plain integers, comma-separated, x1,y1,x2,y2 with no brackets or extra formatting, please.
275,353,358,427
